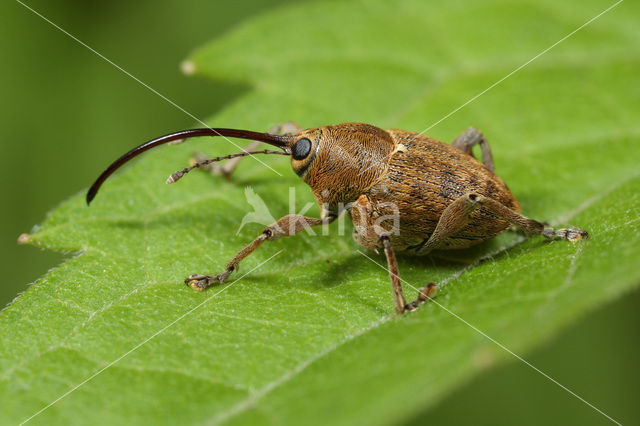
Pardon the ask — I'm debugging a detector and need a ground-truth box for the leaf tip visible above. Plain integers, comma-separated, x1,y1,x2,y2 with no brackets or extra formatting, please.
180,60,196,76
17,233,31,245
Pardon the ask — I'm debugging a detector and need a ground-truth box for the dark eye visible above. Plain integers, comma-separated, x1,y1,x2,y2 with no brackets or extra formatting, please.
292,138,312,160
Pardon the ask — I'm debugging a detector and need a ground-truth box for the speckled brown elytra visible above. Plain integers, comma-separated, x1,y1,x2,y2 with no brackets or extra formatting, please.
87,122,588,314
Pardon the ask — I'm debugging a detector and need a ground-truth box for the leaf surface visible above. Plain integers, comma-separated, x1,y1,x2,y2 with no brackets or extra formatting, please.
3,0,639,425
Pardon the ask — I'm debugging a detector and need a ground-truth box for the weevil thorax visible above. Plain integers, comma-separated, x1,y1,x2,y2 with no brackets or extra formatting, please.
288,123,396,212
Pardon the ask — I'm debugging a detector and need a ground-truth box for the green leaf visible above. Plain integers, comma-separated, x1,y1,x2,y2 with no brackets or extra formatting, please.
3,0,639,425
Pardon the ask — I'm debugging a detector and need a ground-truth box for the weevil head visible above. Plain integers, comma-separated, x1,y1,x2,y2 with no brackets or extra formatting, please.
87,123,395,211
286,123,396,211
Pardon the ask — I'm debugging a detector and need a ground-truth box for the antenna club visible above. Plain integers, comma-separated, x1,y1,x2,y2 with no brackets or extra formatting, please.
166,171,185,184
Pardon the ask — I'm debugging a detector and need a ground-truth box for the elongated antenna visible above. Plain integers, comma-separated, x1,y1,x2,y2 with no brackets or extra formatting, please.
86,128,292,204
166,149,288,184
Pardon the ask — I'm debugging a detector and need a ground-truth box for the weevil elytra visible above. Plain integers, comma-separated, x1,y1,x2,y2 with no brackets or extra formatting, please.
87,123,588,314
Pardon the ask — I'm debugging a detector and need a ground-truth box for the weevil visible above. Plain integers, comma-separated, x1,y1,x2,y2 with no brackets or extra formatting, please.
87,123,588,314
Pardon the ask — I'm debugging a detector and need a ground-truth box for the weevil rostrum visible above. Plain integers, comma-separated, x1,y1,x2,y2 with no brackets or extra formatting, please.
87,123,588,314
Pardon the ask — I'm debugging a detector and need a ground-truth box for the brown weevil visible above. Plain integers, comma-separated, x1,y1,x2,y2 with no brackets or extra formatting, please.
87,123,588,314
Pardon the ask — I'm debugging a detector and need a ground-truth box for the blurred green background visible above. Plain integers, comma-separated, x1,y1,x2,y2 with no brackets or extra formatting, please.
1,0,637,424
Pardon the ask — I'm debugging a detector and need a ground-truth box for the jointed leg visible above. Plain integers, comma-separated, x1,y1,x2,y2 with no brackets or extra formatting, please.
380,235,406,313
381,192,586,313
473,196,588,240
452,127,495,173
186,211,335,290
380,235,437,314
417,193,588,256
192,121,302,179
418,193,484,253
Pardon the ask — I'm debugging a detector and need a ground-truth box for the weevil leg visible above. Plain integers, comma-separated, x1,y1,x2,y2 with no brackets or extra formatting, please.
192,121,302,179
380,235,437,314
351,195,437,313
451,127,495,173
185,210,336,290
267,121,303,136
416,193,486,254
416,193,588,255
466,195,589,241
380,235,407,314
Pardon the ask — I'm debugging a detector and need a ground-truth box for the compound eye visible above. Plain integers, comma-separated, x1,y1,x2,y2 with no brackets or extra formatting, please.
292,138,312,160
